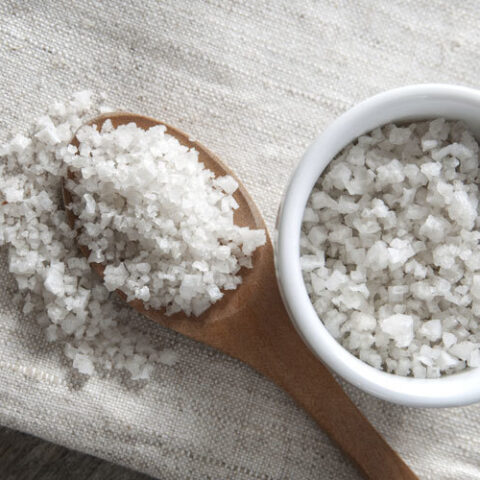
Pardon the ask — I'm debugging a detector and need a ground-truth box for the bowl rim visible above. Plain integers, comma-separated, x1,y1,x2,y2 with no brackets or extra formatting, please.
275,83,480,407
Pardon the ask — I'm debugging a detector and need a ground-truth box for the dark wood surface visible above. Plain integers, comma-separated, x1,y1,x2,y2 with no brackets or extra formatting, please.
0,427,153,480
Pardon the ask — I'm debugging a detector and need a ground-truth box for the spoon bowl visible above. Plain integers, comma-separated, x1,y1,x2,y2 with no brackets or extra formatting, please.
63,113,268,331
63,113,418,480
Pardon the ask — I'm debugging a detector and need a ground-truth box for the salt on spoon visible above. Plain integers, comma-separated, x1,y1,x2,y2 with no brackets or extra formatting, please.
63,112,418,480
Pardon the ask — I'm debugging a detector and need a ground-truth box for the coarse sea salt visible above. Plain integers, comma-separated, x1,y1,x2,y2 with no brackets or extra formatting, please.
0,92,265,379
301,119,480,378
65,120,265,317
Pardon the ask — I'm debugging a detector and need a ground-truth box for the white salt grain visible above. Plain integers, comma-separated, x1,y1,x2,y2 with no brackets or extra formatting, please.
104,264,129,292
157,349,179,366
73,353,95,375
468,349,480,367
419,319,442,342
449,341,477,361
381,314,414,348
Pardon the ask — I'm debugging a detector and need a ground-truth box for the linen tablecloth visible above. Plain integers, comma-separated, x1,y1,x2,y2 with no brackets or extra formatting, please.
1,1,480,478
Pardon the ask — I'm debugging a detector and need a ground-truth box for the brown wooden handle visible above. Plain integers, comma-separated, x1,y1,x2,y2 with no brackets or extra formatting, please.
186,273,418,480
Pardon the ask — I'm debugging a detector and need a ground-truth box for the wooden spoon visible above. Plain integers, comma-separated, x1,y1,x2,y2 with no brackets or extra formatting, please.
63,113,418,480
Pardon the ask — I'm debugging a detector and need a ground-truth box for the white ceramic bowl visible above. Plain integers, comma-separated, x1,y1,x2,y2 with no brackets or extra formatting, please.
276,84,480,407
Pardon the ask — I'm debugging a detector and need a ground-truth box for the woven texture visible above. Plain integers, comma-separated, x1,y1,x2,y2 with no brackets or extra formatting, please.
1,1,480,479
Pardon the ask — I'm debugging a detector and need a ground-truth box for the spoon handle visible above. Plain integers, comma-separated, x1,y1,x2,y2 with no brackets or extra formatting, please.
250,305,417,480
194,273,418,480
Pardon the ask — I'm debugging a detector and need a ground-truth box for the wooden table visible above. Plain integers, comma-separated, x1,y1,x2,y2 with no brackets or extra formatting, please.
0,427,152,479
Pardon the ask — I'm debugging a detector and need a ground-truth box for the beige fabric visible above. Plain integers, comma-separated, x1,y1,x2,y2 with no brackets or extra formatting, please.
1,1,480,478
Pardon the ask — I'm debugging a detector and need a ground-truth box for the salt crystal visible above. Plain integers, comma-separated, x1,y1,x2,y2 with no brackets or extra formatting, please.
376,159,405,185
470,275,480,300
419,319,442,341
73,353,95,375
468,349,480,367
311,191,337,210
388,285,408,303
300,254,325,272
420,162,442,179
324,270,348,291
389,126,411,145
381,314,414,348
350,312,376,331
438,351,460,370
303,207,318,222
418,215,449,243
103,263,129,291
450,341,477,361
412,364,427,378
158,349,179,366
215,175,239,195
421,139,438,151
432,143,472,162
447,191,477,230
307,225,327,246
44,262,66,296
